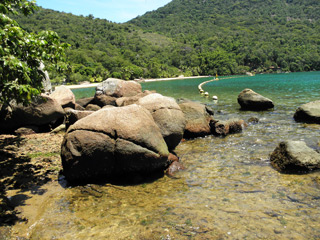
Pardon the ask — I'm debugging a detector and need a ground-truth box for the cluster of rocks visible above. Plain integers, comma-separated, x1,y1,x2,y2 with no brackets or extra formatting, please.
237,88,320,174
0,78,246,183
237,88,320,126
60,79,249,183
274,100,320,173
2,79,320,182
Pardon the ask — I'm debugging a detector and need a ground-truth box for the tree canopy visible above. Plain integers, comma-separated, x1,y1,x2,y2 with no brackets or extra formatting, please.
0,0,69,105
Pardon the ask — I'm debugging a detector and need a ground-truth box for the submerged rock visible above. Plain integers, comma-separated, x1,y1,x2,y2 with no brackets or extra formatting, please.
270,141,320,173
294,100,320,124
165,152,185,177
165,161,186,177
179,101,214,139
248,117,259,124
138,93,186,151
61,104,169,183
238,88,274,111
211,119,247,136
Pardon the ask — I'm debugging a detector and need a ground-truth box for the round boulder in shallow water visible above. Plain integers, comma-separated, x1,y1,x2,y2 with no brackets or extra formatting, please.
137,93,186,151
238,88,274,111
61,104,169,183
294,100,320,124
270,141,320,173
211,119,247,136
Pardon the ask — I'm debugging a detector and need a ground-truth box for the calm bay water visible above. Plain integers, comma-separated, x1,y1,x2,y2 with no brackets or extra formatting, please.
13,72,320,239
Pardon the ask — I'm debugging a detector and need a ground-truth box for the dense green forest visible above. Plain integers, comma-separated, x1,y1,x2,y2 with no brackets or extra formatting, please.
14,0,320,84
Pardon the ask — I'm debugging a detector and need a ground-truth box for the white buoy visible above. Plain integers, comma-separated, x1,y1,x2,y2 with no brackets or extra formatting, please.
204,92,209,97
212,95,218,100
199,89,204,93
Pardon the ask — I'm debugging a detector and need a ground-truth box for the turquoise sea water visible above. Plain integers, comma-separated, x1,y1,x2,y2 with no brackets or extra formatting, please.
141,71,320,112
72,86,96,99
73,71,320,114
16,72,320,239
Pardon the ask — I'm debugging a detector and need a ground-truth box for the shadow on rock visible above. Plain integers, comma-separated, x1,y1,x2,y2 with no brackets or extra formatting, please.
59,169,165,188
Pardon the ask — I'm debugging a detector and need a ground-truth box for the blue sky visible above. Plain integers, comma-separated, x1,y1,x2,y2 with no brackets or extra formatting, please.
36,0,172,23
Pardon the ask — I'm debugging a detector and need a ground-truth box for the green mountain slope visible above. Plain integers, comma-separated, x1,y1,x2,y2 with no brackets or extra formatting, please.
14,8,186,83
13,1,320,83
130,0,320,73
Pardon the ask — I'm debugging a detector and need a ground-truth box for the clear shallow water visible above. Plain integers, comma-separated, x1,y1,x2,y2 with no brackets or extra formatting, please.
13,72,320,239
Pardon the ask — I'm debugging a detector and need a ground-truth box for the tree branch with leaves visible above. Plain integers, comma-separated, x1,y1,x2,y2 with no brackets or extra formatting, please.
0,0,69,105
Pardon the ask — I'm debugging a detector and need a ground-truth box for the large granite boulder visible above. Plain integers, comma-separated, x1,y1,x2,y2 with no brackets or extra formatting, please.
61,104,169,183
50,86,76,109
178,101,214,139
116,90,154,107
270,141,320,173
137,93,186,151
238,89,274,111
95,78,142,98
0,95,65,133
294,100,320,123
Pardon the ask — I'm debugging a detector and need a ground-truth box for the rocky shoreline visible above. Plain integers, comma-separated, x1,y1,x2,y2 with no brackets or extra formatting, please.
1,77,320,233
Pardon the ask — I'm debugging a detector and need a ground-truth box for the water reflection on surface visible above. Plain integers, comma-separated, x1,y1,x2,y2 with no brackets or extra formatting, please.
12,72,320,239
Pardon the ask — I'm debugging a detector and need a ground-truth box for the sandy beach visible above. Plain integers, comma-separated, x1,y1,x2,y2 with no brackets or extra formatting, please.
64,82,100,89
142,75,209,82
62,76,210,89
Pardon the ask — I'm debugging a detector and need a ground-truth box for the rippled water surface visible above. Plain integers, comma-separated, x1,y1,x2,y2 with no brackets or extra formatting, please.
13,72,320,239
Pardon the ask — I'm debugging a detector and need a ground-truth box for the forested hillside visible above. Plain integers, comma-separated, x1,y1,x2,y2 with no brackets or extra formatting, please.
14,8,188,83
131,0,320,74
14,0,320,83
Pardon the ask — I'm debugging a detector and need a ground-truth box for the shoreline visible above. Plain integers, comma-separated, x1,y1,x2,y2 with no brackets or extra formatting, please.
141,75,210,82
62,76,210,90
64,82,100,90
